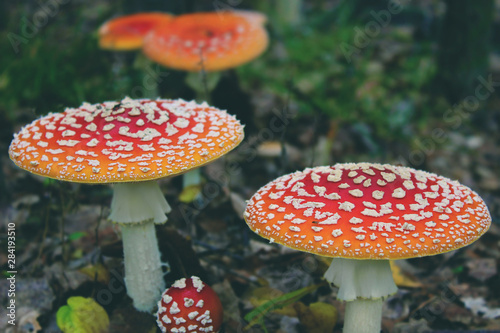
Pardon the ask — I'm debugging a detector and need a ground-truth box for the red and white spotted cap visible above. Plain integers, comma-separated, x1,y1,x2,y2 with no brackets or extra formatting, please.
156,276,223,333
244,163,491,259
9,97,244,183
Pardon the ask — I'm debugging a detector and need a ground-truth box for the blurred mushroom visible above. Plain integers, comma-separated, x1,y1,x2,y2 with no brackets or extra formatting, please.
9,97,244,312
98,12,173,51
244,163,491,333
143,11,268,72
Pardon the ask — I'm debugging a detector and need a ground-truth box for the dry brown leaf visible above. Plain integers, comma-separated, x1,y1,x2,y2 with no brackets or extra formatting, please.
391,261,423,288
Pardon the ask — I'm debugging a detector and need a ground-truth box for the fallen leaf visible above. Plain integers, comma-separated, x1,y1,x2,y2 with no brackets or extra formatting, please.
391,261,423,288
78,263,110,285
56,296,109,333
297,302,337,333
466,258,497,282
462,297,500,319
16,307,42,333
212,279,242,323
178,184,202,203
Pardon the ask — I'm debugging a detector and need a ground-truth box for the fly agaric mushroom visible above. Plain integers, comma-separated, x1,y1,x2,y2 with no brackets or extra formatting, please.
98,12,174,50
244,163,491,333
9,97,244,312
142,11,269,72
156,276,223,333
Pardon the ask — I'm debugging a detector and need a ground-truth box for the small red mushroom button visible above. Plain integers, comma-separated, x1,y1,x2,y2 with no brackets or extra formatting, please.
156,276,223,333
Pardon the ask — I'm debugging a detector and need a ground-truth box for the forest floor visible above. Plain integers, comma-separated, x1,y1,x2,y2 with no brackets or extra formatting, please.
1,85,500,333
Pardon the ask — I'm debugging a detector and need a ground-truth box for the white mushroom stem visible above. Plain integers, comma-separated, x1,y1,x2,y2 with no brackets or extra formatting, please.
344,299,383,333
324,258,397,333
121,223,166,312
109,181,171,312
183,169,201,189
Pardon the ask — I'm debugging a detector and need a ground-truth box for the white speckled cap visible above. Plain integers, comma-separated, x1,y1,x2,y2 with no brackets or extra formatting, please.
156,276,223,333
244,163,491,259
9,97,244,183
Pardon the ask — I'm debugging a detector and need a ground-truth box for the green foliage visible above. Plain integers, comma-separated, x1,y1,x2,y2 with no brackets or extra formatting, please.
0,3,144,120
238,17,438,142
68,231,87,241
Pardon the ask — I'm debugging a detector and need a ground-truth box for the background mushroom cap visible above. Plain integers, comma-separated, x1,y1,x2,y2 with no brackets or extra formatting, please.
244,163,491,260
98,12,173,50
156,276,223,333
9,97,244,184
143,11,269,72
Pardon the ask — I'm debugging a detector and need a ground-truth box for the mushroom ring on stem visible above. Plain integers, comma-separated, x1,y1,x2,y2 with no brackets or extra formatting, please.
9,97,244,312
244,163,491,333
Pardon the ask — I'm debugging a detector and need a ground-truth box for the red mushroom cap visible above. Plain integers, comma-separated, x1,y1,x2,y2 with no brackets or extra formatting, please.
156,276,223,333
98,12,174,50
244,163,491,260
143,11,269,72
9,97,244,183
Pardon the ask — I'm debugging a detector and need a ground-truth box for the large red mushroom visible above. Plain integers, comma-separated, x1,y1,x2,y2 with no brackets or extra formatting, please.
244,163,491,333
9,97,244,312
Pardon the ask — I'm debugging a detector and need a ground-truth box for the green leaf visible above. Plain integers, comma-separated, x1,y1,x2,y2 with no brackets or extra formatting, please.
299,302,337,333
56,296,109,333
68,231,87,241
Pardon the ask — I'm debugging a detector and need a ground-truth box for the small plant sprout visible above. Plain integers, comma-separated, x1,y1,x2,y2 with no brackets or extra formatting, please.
9,97,244,312
244,163,491,333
